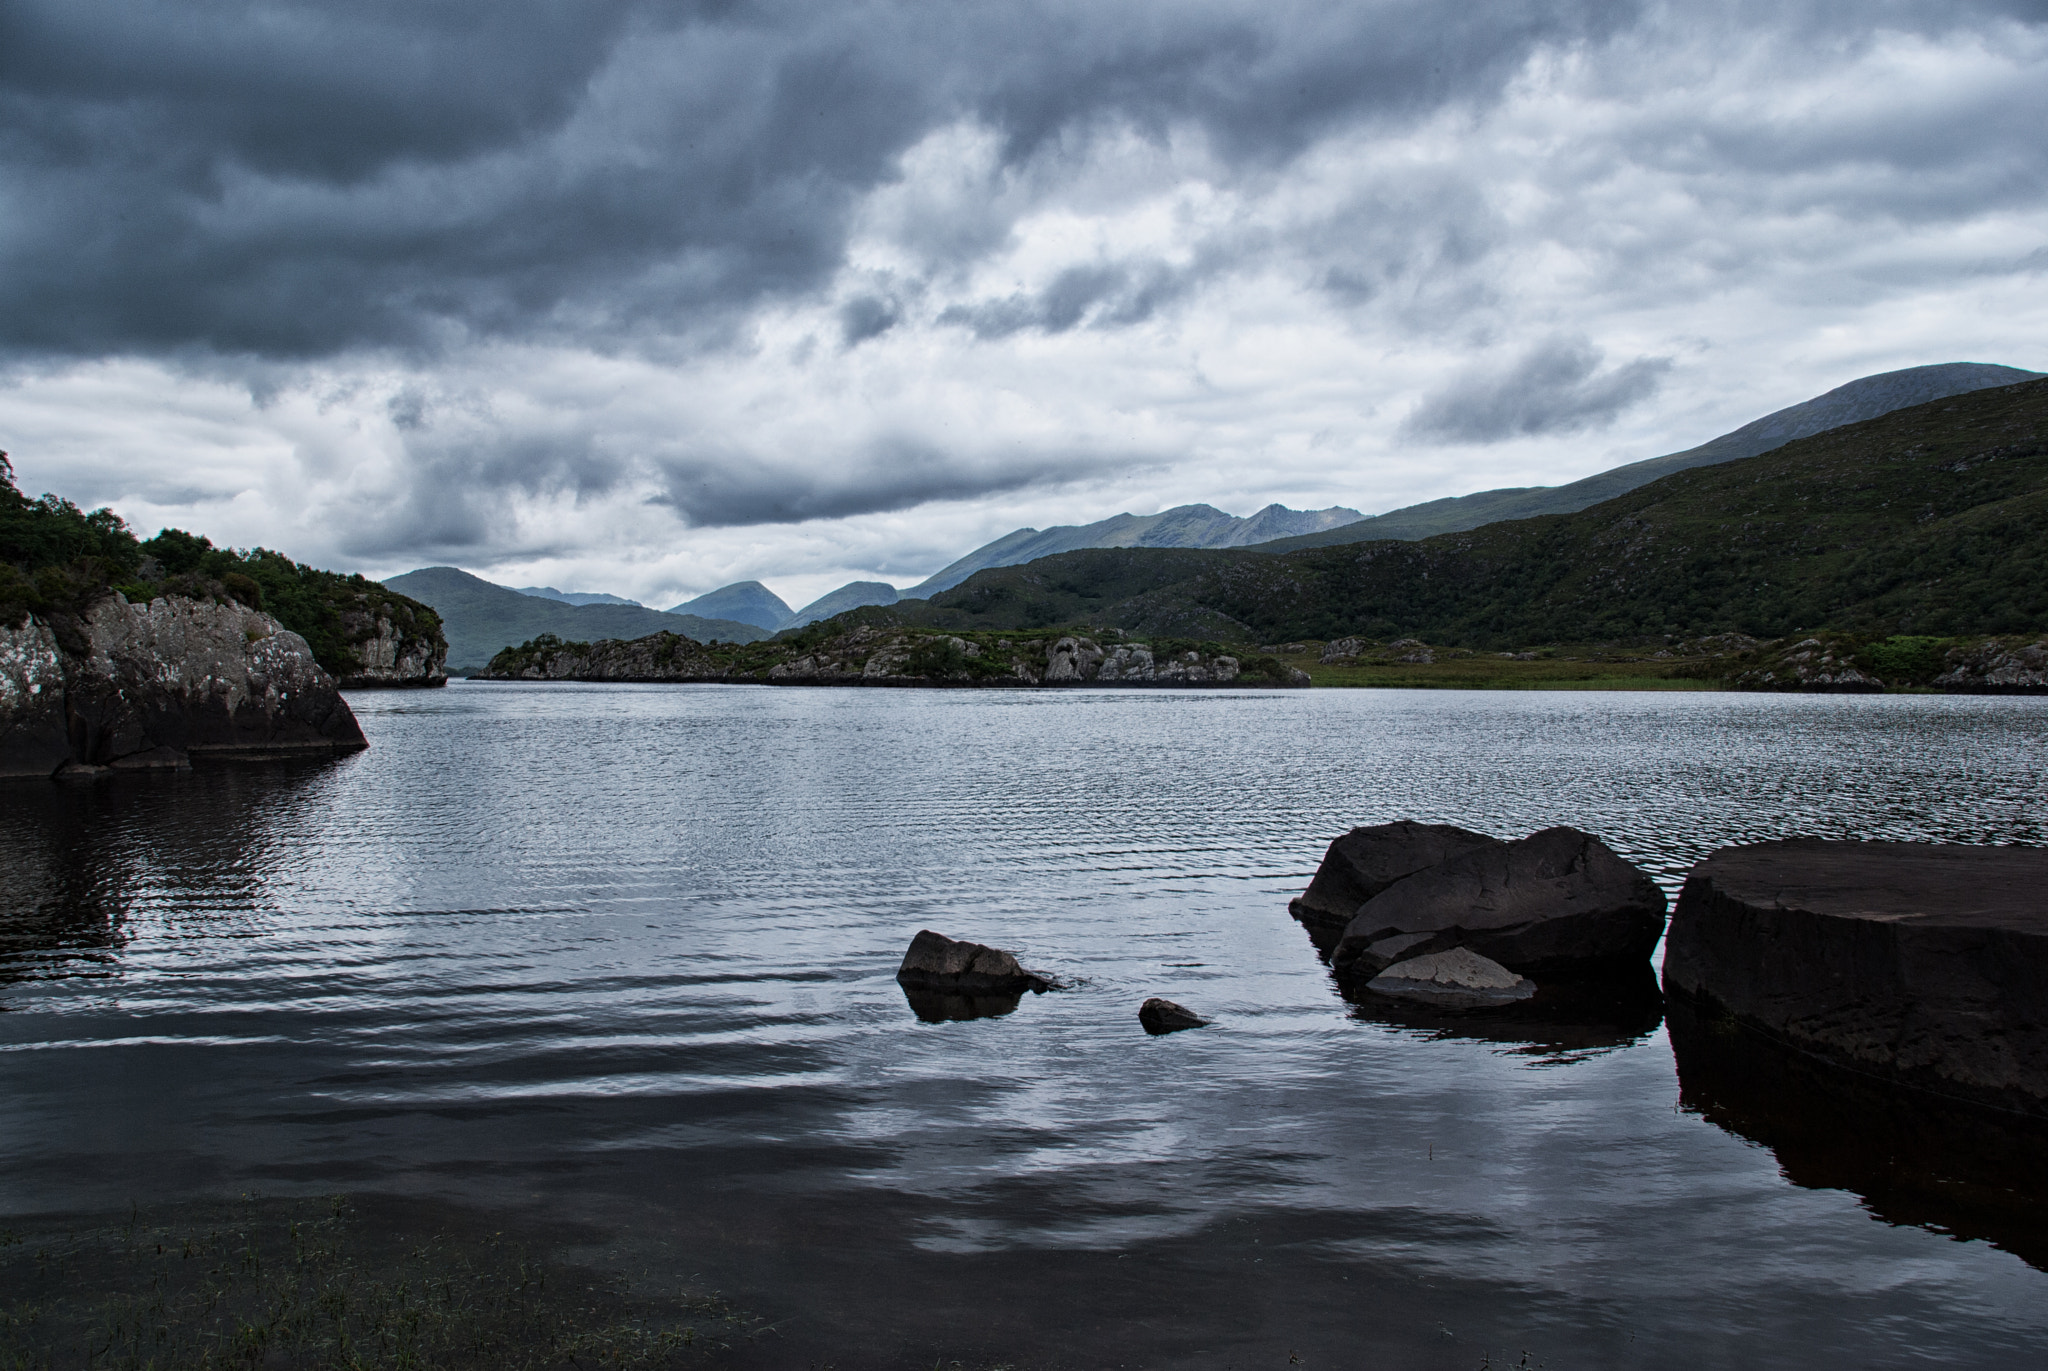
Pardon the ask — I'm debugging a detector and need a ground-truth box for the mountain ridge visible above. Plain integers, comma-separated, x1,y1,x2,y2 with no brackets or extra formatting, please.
906,501,1365,596
867,377,2048,646
1250,362,2040,552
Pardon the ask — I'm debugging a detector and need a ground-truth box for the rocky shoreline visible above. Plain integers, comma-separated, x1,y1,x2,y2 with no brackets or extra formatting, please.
474,624,1311,688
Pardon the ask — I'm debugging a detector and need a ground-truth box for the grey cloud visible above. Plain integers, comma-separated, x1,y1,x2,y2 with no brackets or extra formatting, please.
940,263,1192,339
840,296,899,346
1401,336,1672,443
0,0,1653,361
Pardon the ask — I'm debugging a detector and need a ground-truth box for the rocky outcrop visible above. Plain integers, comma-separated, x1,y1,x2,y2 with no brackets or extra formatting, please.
895,930,1058,995
1360,947,1535,1008
1044,635,1285,684
1,594,367,779
1328,826,1668,979
336,601,448,687
1663,840,2048,1119
480,631,725,681
1935,637,2048,692
1289,821,1502,944
1138,998,1208,1034
1730,637,1884,692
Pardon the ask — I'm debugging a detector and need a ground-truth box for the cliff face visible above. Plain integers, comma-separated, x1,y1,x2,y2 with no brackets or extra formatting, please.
335,600,448,687
0,594,367,779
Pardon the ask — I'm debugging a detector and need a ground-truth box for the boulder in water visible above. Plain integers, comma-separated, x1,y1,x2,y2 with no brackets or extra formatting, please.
1138,998,1208,1034
1289,821,1504,945
895,929,1058,995
1331,826,1666,978
1663,840,2048,1119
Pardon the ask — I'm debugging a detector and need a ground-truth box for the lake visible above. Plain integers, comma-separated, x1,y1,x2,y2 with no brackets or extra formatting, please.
4,683,2048,1368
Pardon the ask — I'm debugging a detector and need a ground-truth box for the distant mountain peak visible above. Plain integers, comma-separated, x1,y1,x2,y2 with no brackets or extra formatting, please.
904,501,1363,597
668,580,795,632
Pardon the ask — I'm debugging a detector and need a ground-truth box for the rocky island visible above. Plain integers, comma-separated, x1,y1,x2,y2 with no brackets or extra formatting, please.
1,457,446,778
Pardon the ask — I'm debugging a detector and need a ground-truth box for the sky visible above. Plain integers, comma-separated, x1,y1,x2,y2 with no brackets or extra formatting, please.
3,0,2046,610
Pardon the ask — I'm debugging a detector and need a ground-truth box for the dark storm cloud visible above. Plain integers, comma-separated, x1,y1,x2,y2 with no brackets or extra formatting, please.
1401,336,1671,443
0,0,1651,360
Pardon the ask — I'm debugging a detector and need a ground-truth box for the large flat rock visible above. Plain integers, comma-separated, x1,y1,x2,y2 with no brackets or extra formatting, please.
1663,840,2048,1118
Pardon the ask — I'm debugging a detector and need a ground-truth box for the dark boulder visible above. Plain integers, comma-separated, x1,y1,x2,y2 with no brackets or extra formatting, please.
1664,840,2048,1119
895,929,1057,995
1361,947,1535,1009
1289,821,1503,944
1138,998,1208,1034
1331,826,1666,978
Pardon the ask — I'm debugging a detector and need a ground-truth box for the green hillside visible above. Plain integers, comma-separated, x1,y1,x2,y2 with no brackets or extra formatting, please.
880,378,2048,647
1252,361,2039,552
385,566,772,669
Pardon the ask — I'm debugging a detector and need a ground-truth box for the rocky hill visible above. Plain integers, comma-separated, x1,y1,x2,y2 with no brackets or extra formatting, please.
1,460,445,689
0,459,377,776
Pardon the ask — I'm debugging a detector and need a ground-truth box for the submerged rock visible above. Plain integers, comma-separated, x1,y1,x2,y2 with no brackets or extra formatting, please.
1663,840,2048,1119
1138,998,1208,1034
895,929,1058,995
1362,947,1536,1009
2,595,366,779
1330,826,1667,978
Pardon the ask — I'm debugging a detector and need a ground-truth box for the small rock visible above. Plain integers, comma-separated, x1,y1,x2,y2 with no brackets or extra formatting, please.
1138,997,1209,1034
895,929,1057,995
1363,947,1536,1008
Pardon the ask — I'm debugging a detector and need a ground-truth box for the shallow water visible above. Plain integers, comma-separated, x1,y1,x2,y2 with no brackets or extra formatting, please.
4,683,2048,1369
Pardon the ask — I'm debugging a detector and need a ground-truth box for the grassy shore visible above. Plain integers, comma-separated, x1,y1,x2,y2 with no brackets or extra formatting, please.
0,1195,760,1371
1266,647,1721,690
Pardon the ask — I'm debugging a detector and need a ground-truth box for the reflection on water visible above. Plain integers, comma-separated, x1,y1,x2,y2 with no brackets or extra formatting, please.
899,985,1027,1022
1669,996,2048,1271
0,757,345,990
3,684,2048,1369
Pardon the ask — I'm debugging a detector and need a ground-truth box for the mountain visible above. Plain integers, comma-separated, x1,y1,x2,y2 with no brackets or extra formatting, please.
515,585,643,607
881,377,2048,645
906,502,1364,596
1252,363,2042,552
667,580,794,631
786,580,900,629
384,566,772,669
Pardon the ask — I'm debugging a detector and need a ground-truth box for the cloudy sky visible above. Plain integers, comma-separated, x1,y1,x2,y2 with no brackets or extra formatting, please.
3,0,2045,609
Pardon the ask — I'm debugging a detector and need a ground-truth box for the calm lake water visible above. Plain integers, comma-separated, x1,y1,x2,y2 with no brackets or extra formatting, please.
5,683,2048,1369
